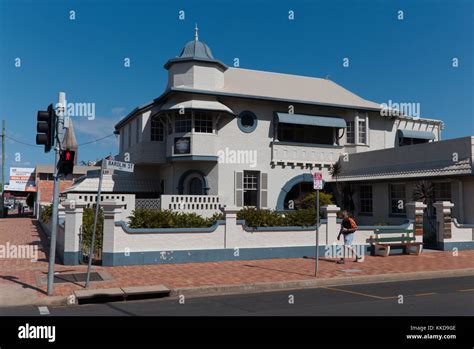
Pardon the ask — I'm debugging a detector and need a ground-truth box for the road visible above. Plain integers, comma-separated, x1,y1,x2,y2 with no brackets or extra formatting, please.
1,276,473,316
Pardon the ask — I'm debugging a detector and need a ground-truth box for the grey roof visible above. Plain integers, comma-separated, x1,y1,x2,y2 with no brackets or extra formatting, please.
335,158,472,182
180,40,214,59
164,38,228,70
276,112,347,128
160,99,234,114
333,136,474,182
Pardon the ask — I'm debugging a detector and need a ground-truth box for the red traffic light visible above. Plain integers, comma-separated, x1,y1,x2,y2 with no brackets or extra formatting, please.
57,150,76,176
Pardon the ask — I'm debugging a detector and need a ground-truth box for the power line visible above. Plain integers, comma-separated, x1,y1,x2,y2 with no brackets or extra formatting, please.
78,133,116,146
5,133,116,148
5,135,41,148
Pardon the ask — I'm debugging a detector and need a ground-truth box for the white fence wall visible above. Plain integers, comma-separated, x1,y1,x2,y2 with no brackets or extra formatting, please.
160,195,222,217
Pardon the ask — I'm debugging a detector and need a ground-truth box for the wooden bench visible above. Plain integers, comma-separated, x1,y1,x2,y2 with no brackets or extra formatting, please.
371,229,423,257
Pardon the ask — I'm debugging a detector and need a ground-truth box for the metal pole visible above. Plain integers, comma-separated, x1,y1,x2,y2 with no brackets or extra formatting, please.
315,189,320,277
0,120,5,217
85,159,105,288
47,93,65,296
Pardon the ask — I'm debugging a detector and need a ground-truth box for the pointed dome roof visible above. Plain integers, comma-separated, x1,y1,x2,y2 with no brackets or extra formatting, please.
164,26,227,70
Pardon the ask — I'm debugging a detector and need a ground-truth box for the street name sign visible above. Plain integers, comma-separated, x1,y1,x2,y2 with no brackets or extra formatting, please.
105,160,134,173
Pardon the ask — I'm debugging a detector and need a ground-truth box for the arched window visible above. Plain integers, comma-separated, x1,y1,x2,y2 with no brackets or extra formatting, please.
189,177,203,195
284,182,314,209
151,115,164,141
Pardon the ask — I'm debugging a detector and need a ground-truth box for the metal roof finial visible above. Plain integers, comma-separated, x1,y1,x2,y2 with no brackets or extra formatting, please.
194,23,199,41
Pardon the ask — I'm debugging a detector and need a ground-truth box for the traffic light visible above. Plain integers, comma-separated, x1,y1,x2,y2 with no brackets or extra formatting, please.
57,149,75,176
36,104,56,152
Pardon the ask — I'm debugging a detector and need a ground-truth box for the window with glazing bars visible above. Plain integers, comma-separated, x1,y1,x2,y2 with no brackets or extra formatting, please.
358,119,366,144
194,111,213,133
150,116,164,141
359,185,373,214
390,183,406,215
346,121,355,144
175,112,192,133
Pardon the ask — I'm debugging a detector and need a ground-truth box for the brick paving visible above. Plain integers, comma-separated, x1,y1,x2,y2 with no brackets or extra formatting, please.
1,217,473,302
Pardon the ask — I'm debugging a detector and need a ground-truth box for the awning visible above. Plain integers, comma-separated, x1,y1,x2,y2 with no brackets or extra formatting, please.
397,129,435,140
275,112,346,128
160,99,234,114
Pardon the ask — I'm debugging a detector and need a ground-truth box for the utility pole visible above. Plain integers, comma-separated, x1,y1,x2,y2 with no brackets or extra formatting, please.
0,120,4,217
46,92,65,296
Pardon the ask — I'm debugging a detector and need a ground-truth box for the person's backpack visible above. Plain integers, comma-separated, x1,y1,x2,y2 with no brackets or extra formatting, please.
348,217,358,231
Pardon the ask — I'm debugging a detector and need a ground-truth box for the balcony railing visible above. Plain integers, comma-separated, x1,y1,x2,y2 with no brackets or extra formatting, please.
271,141,344,166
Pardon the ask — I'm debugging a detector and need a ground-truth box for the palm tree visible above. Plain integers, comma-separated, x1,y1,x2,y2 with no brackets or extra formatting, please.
412,180,436,246
412,180,434,204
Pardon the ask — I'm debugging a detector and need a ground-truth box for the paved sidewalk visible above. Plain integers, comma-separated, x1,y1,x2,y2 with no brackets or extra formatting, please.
1,217,474,306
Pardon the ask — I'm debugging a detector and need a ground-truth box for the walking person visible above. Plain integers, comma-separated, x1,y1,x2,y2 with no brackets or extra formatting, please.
337,210,363,264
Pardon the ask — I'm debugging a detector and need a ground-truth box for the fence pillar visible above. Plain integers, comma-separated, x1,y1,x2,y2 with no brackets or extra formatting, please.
406,202,426,243
101,200,124,259
58,203,65,221
63,200,87,265
322,205,340,245
433,201,454,244
222,206,240,248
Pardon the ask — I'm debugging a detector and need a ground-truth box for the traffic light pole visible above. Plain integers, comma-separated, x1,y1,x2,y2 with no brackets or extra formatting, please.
46,92,65,296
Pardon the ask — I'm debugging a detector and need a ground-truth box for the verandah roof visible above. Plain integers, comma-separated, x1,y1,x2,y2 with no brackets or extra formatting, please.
275,112,347,128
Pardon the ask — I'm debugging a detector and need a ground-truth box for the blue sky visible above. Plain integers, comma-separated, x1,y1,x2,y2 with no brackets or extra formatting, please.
0,0,473,177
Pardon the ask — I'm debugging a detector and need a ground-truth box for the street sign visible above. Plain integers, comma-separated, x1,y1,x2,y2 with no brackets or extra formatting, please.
313,172,323,190
105,160,134,173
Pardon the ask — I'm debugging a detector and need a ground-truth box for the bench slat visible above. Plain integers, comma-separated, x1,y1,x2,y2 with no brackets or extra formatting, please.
374,230,414,234
374,237,416,243
375,242,422,247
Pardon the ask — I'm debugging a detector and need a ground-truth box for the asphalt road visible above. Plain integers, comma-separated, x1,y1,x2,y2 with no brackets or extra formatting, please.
1,276,473,316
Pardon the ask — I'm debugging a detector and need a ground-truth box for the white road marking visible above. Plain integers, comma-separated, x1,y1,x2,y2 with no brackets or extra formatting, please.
38,306,50,315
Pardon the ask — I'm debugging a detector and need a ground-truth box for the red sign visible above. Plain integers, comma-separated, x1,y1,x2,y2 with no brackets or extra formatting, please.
313,172,323,190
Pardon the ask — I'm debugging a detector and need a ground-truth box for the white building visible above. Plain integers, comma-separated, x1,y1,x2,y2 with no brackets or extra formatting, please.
68,29,473,251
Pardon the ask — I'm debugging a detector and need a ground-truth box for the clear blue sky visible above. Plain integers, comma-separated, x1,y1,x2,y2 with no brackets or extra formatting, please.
0,0,472,177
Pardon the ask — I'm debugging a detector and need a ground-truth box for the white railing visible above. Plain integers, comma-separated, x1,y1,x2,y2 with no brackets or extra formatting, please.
161,195,222,217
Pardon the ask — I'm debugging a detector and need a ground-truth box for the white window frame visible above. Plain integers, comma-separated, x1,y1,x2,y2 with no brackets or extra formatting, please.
345,114,370,146
346,120,355,144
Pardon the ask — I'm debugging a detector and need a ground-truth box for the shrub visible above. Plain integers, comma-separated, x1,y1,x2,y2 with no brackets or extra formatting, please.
237,207,286,227
128,209,223,229
238,207,319,228
40,205,52,223
284,208,317,227
81,207,103,256
301,191,334,210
